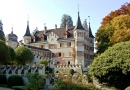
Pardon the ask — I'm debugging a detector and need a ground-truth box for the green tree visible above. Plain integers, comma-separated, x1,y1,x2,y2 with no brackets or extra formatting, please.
95,24,114,54
89,41,130,89
0,20,5,41
39,59,48,66
60,14,73,27
27,73,46,90
7,46,16,64
0,40,9,65
15,46,34,65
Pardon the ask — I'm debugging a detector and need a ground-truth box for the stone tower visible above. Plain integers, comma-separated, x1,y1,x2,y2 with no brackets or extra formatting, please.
23,20,31,44
74,12,85,68
6,27,18,49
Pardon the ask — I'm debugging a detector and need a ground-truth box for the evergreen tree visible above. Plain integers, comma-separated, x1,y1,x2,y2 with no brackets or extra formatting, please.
60,14,73,27
0,20,5,41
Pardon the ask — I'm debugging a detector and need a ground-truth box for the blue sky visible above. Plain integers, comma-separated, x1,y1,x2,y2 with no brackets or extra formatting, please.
0,0,129,41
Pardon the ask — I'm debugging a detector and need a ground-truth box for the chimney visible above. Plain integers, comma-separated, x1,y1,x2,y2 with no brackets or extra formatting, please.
66,22,68,31
44,26,47,34
55,24,57,29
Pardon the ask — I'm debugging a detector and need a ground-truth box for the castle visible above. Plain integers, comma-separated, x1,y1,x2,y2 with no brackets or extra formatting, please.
5,12,94,71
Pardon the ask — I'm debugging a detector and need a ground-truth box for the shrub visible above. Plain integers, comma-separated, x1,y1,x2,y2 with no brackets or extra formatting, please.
125,86,130,90
0,74,7,84
39,59,48,66
46,66,53,73
89,41,130,89
8,75,23,88
69,69,75,75
52,79,101,90
27,73,46,90
12,86,27,90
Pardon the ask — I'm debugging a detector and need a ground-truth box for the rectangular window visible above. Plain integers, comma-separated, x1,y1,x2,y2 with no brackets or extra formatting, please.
60,43,64,47
50,44,54,48
68,42,71,46
52,53,55,57
41,45,44,48
59,52,61,57
77,51,82,56
78,41,82,46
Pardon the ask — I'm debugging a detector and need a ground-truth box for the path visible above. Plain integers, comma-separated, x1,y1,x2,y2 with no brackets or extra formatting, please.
0,87,13,90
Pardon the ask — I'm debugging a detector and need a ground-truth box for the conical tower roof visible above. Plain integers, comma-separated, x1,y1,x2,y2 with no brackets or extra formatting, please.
74,12,85,30
24,20,31,36
89,23,94,38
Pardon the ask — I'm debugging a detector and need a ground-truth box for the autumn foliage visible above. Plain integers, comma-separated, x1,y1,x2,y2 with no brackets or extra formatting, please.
101,3,130,27
95,2,130,54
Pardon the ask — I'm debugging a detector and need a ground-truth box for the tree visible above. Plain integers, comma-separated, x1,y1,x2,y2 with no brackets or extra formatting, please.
60,14,73,27
101,3,130,27
15,46,34,65
0,40,9,65
95,24,114,54
95,3,130,55
39,59,48,66
7,46,16,64
27,73,46,90
89,41,130,89
0,20,5,41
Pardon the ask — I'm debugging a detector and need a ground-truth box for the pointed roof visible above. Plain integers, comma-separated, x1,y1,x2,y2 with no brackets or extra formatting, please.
74,12,85,30
89,23,94,38
24,21,31,36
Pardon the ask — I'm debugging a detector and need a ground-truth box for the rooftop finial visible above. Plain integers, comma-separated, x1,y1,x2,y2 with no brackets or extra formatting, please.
88,16,90,24
27,14,29,25
11,25,13,34
78,4,79,15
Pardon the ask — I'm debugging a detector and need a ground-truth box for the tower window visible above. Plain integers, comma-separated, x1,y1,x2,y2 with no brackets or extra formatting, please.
77,51,82,56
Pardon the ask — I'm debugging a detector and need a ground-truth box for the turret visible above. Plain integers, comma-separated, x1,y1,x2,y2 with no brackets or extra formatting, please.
23,18,31,44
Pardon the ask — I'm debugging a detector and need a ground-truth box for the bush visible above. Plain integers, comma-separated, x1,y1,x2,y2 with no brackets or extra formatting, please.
52,79,101,90
89,41,130,89
8,75,23,88
0,74,7,84
69,69,75,75
39,59,48,66
12,86,27,90
27,73,46,90
125,86,130,90
46,66,53,73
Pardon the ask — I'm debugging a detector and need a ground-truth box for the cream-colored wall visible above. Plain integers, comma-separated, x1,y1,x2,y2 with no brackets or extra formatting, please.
23,36,31,44
6,40,18,49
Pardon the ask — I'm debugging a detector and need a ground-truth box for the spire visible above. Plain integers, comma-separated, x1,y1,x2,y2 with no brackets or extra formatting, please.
24,15,31,36
11,25,13,34
74,8,85,30
88,16,94,38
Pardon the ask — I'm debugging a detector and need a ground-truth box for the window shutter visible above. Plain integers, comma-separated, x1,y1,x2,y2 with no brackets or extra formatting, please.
82,42,84,46
54,44,57,48
66,42,68,47
67,42,69,47
48,44,50,49
62,53,64,57
82,51,84,56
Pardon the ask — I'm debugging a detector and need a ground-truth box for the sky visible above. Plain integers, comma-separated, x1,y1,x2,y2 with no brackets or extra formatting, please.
0,0,130,41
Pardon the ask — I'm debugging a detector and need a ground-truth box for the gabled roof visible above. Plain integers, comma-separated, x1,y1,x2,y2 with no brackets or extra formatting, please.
89,23,94,38
33,26,75,42
24,21,31,36
74,12,85,30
